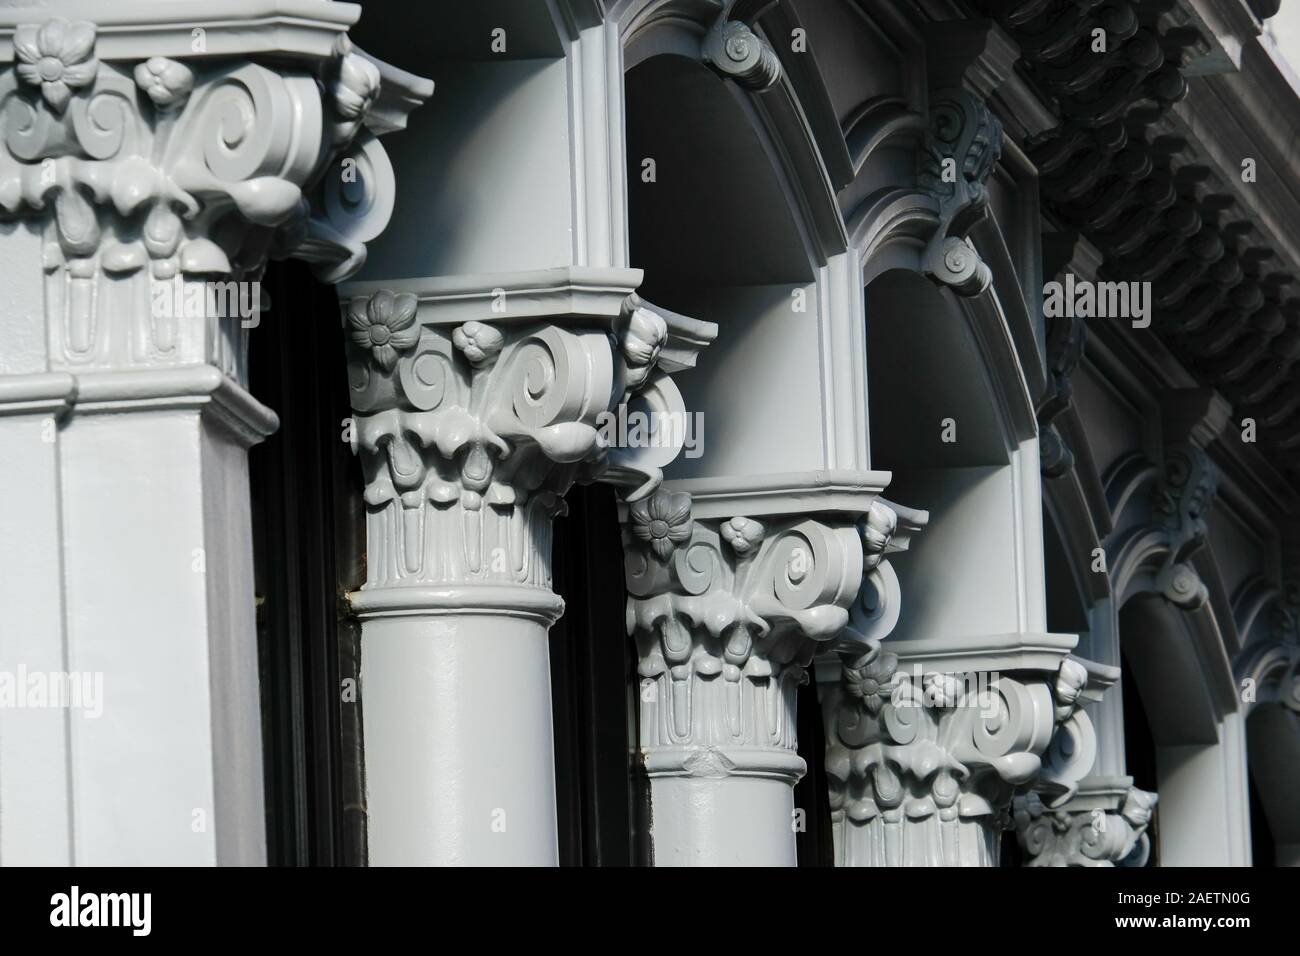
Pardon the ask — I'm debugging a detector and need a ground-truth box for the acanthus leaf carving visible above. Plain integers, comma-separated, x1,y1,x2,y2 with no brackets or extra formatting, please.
1150,442,1218,608
0,19,426,378
347,279,716,595
625,486,881,781
918,87,1002,296
1014,779,1158,867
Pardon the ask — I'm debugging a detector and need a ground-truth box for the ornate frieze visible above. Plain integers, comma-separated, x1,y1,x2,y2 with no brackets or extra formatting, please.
344,270,716,599
918,88,1003,295
622,475,899,786
1014,777,1158,867
0,14,423,384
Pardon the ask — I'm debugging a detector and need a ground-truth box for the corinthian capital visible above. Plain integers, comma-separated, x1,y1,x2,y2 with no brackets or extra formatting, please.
0,4,428,380
342,268,716,603
918,88,1002,295
623,472,893,784
1014,778,1158,867
823,632,1113,866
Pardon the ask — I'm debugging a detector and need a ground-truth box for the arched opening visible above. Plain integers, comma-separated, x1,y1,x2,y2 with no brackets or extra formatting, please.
627,53,823,482
1246,703,1300,865
1117,592,1250,865
625,45,834,866
865,268,1040,647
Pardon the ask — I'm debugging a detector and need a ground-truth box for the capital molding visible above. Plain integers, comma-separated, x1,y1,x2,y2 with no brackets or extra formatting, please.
343,271,717,611
622,476,899,784
1013,776,1158,867
821,622,1114,866
0,3,429,437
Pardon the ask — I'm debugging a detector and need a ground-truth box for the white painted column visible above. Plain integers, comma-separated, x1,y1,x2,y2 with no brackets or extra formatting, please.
622,473,893,866
0,1,425,864
340,273,713,865
0,221,75,864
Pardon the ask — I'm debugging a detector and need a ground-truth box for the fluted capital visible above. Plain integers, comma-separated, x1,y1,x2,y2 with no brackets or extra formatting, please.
0,3,429,386
343,269,717,604
622,471,895,782
1014,777,1158,867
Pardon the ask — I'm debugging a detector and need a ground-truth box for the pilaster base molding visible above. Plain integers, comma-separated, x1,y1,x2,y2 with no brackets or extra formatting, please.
1014,777,1158,867
621,471,896,865
821,630,1115,867
339,268,716,865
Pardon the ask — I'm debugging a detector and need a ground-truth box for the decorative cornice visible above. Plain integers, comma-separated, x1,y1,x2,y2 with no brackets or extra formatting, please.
1014,777,1158,867
821,622,1110,865
346,274,716,603
918,87,1003,296
971,0,1300,482
623,477,894,784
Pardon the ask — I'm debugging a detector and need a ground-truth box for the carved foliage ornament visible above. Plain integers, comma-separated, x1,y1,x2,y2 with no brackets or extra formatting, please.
823,650,1098,867
346,289,701,592
1014,785,1158,867
0,19,409,373
919,88,1003,296
1150,443,1218,608
624,490,873,772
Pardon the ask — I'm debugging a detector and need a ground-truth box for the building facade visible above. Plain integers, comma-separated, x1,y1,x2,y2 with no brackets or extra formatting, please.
0,0,1297,867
